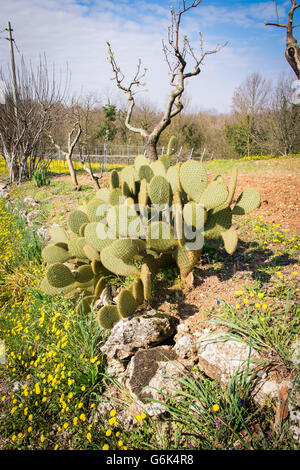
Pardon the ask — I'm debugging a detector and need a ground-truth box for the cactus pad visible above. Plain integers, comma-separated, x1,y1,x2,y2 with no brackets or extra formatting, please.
96,188,110,203
132,278,144,305
94,276,107,299
166,163,181,192
85,222,115,251
232,188,261,215
97,305,120,329
110,170,119,189
204,204,232,239
150,160,166,177
167,135,178,156
75,295,95,315
149,175,171,205
179,160,208,201
117,288,139,318
75,265,94,283
111,238,146,260
67,210,89,235
147,221,177,252
49,226,69,244
138,164,154,183
141,263,152,300
198,180,228,210
46,263,75,288
221,227,238,254
86,199,107,222
42,244,72,264
101,246,140,277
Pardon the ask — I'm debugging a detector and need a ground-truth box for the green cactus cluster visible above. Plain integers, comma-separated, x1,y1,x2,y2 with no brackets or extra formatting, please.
40,138,261,330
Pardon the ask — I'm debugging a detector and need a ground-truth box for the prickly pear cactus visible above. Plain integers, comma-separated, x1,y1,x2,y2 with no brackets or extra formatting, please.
40,148,261,330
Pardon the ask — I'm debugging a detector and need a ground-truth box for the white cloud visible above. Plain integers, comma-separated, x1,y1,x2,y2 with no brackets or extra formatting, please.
0,0,292,113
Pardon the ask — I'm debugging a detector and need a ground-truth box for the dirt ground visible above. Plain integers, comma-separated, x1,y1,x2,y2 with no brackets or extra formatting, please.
232,172,300,233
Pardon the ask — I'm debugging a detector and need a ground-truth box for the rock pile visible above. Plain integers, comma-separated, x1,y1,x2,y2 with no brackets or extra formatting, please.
98,309,298,439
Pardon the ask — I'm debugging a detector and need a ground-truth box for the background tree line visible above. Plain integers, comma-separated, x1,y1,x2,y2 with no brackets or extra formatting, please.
1,60,299,186
48,70,300,159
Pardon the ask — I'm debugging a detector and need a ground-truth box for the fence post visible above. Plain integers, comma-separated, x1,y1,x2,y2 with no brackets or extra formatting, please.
176,146,182,162
200,147,206,162
95,146,98,170
210,151,214,161
188,148,194,160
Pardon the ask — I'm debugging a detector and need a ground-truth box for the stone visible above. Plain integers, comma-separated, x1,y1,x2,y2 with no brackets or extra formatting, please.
288,382,300,443
197,331,261,386
91,391,147,432
174,333,197,359
196,330,294,409
12,381,22,392
106,358,126,378
23,197,38,207
127,345,185,416
37,225,51,241
100,310,179,362
291,338,300,366
26,210,40,225
252,378,293,407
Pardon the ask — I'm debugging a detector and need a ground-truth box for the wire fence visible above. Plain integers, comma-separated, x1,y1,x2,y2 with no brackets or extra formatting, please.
0,143,216,184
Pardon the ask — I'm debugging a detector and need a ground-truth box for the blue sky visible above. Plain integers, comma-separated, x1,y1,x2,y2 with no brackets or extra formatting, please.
0,0,299,113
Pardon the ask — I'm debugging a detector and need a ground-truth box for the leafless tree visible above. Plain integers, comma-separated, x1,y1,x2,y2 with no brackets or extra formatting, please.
0,57,68,184
77,94,103,189
267,73,300,154
107,0,223,161
48,97,103,190
265,0,300,79
231,72,271,157
47,117,81,190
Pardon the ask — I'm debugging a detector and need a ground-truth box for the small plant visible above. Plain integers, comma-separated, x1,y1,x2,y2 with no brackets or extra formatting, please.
32,168,50,188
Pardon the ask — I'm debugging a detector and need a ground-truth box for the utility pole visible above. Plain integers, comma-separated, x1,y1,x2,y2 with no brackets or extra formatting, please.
6,21,18,119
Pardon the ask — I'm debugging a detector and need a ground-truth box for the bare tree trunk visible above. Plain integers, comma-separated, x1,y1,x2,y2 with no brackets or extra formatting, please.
265,1,300,79
48,123,81,190
144,136,159,161
82,161,101,189
65,152,80,189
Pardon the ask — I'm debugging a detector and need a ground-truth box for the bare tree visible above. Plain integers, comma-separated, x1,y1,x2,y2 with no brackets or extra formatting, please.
267,73,300,154
107,0,222,161
0,57,68,184
48,96,104,190
231,72,271,157
47,118,81,190
77,95,103,189
265,0,300,79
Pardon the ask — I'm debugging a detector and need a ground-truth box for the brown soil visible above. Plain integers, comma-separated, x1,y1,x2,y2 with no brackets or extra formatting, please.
230,172,300,234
